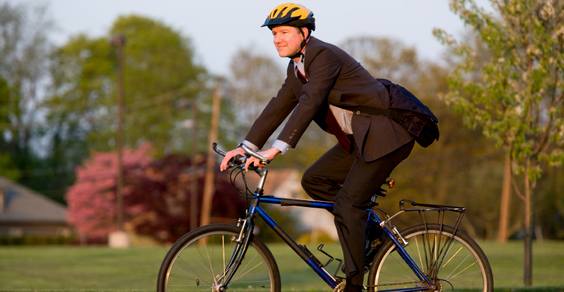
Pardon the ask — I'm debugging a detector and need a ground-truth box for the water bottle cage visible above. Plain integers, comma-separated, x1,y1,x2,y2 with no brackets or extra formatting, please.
317,243,344,279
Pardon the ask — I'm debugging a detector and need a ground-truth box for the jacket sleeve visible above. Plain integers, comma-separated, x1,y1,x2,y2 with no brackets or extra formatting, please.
277,48,341,147
244,64,298,149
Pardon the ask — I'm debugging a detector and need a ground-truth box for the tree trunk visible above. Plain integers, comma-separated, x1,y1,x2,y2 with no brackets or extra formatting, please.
497,152,512,243
190,104,199,231
523,160,533,286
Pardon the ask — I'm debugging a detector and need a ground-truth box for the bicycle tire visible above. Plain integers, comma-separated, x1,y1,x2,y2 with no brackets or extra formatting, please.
157,224,281,292
367,224,493,291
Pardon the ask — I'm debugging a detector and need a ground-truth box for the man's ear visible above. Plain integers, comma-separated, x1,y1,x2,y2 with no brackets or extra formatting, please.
300,27,310,39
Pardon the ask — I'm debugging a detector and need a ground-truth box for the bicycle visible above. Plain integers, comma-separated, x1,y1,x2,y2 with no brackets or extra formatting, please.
157,143,493,291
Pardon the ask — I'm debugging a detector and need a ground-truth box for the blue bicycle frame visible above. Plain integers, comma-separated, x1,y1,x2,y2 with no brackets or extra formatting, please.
211,143,436,291
251,194,434,291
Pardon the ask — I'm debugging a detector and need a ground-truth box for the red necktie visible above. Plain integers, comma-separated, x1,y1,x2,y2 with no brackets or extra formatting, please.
324,109,352,152
296,67,308,84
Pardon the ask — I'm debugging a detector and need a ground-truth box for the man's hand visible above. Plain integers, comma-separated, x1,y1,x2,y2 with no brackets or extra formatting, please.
244,147,280,171
220,147,245,172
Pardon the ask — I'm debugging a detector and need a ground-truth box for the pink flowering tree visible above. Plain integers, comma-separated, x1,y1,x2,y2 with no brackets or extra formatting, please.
66,144,152,243
67,144,244,243
125,154,245,243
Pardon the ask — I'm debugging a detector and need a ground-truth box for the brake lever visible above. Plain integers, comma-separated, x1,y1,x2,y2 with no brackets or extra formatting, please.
212,142,227,156
240,144,271,164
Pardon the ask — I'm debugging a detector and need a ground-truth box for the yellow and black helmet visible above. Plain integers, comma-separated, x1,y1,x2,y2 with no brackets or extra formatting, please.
261,3,315,31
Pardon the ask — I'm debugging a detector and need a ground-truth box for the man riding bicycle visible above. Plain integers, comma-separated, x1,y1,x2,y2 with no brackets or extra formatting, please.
220,3,437,291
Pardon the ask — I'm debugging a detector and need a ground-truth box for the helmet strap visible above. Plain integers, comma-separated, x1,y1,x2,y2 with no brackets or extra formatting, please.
288,27,310,60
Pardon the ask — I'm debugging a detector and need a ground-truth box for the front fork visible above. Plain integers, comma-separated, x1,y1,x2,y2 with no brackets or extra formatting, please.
215,213,256,290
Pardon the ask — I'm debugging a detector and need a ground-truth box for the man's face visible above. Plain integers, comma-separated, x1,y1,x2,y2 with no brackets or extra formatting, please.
271,26,306,58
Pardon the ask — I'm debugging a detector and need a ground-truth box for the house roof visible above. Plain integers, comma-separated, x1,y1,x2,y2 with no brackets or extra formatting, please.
0,176,67,224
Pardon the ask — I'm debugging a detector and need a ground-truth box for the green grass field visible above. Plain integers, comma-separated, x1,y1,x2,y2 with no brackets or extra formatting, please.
0,241,562,291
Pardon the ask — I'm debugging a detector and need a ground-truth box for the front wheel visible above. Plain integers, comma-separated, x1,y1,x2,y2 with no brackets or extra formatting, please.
157,224,281,292
367,224,493,291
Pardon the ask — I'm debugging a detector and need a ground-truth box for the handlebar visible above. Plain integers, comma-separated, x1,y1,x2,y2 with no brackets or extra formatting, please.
212,142,271,170
239,144,270,163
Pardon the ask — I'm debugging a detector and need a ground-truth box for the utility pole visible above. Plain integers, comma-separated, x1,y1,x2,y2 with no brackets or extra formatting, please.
109,34,129,248
190,103,199,231
200,87,221,227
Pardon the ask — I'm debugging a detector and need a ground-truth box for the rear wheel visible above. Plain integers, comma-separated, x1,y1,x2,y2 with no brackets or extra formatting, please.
157,224,281,291
367,224,493,291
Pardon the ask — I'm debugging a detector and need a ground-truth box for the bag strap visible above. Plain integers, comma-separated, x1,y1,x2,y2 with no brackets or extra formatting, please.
357,106,404,121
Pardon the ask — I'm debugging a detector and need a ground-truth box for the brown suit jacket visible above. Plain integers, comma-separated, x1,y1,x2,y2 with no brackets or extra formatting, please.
245,37,413,162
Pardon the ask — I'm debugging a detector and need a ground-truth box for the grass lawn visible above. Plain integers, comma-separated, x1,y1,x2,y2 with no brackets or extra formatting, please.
0,240,562,291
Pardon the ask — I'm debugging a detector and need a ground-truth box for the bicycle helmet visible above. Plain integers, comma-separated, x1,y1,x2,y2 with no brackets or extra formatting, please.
261,3,315,31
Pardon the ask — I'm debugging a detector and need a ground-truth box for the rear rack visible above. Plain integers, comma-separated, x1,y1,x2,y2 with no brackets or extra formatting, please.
379,199,466,239
399,199,465,213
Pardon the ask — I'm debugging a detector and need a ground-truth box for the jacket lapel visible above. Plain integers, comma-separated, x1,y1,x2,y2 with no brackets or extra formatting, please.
303,36,321,76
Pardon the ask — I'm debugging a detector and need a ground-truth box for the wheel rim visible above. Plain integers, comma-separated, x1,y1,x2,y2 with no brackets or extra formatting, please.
372,229,489,291
164,230,275,291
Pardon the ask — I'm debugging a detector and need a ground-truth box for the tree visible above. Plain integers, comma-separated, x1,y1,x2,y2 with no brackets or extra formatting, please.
46,14,206,156
0,2,57,197
67,144,245,243
44,35,112,202
111,15,206,153
341,36,505,238
126,153,245,243
340,36,421,88
434,0,563,285
0,77,20,180
66,144,152,243
43,14,211,205
227,47,284,136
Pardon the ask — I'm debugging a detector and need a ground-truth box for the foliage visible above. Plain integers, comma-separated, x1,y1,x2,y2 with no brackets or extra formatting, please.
0,235,74,245
341,36,506,238
341,36,421,88
125,153,246,243
0,77,20,180
227,47,284,137
46,14,207,155
433,0,563,180
535,166,564,239
434,0,563,283
0,2,60,199
67,144,153,242
66,144,245,243
111,15,207,153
